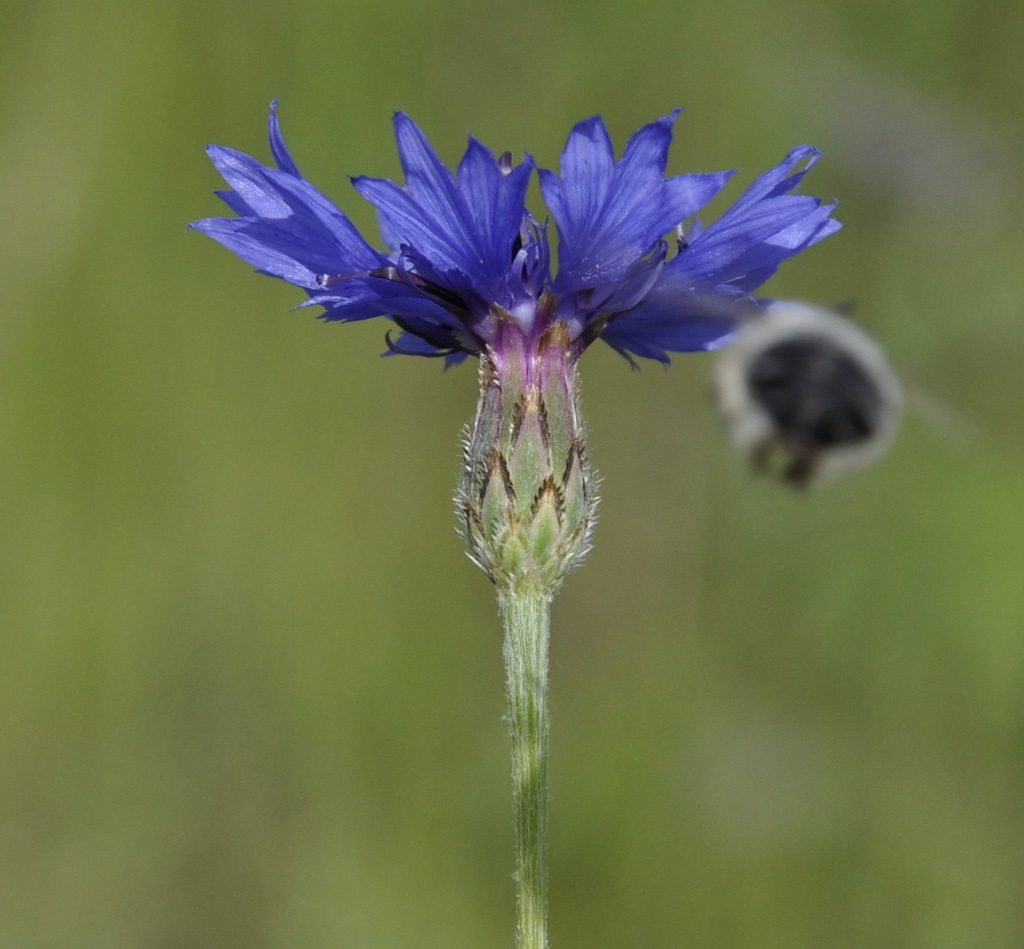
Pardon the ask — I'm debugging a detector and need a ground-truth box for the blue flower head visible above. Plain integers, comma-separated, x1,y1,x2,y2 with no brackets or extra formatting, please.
191,102,839,368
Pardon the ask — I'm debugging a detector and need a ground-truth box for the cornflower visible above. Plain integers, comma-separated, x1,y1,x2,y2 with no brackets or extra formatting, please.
191,102,839,949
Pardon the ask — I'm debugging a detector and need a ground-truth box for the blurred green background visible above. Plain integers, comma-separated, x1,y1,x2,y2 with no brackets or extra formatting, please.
2,0,1022,946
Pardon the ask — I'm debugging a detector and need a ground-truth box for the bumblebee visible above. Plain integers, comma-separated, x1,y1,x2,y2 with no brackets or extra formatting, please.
714,303,902,487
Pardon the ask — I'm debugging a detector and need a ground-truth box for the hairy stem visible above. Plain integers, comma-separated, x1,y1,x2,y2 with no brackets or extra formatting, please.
499,585,551,949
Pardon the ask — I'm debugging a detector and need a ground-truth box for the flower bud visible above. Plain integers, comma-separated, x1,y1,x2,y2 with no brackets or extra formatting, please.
458,308,597,594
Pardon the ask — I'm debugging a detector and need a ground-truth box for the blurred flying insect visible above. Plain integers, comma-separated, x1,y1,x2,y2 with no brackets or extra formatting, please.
713,302,903,488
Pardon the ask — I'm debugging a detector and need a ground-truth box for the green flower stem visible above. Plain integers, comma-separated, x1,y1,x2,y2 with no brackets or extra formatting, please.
459,319,595,949
499,584,552,949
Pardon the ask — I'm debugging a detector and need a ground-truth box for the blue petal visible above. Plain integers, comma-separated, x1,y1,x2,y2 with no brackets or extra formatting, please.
383,332,472,367
213,187,259,218
598,148,840,361
309,275,457,325
540,116,616,238
353,113,532,298
457,138,534,280
204,144,295,218
600,293,744,362
193,144,386,287
268,99,302,178
729,145,822,205
191,216,324,287
541,112,732,292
